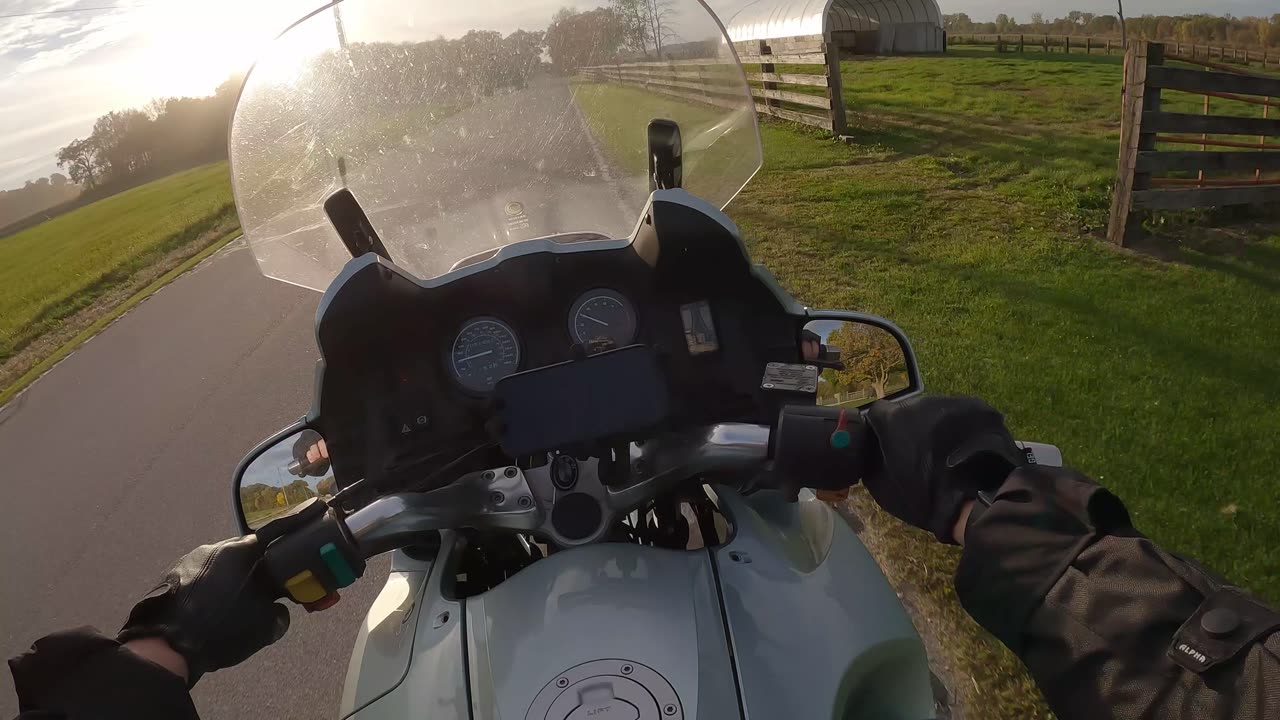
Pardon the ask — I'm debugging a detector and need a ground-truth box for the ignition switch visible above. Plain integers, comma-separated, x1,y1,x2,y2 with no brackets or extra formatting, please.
551,454,579,491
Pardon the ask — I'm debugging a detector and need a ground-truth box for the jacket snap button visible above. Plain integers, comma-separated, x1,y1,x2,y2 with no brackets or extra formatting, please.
1201,608,1240,638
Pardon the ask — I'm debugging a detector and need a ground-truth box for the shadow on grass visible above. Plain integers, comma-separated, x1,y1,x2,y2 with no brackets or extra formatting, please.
742,199,1279,399
1129,213,1280,293
847,104,1116,165
955,263,1279,397
936,48,1126,67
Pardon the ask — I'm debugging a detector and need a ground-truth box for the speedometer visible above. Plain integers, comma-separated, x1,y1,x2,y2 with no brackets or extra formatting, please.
569,289,637,347
450,317,520,393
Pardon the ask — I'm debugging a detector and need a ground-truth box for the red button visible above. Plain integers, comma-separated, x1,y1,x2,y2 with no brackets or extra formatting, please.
303,591,341,613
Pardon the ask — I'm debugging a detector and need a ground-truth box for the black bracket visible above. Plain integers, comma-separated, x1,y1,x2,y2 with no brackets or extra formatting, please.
647,119,683,192
324,188,391,261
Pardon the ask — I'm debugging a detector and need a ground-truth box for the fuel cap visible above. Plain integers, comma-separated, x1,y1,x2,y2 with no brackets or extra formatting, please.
526,660,682,720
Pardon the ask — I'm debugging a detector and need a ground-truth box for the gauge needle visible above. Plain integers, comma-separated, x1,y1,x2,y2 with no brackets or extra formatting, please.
459,350,494,362
580,313,610,327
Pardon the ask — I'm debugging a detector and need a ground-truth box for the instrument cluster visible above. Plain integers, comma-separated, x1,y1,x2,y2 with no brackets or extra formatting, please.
447,289,639,393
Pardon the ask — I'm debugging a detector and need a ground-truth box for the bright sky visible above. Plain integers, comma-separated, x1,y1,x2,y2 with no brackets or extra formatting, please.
0,0,1273,190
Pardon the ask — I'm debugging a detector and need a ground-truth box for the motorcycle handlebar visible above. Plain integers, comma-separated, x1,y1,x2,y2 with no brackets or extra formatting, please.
261,409,879,607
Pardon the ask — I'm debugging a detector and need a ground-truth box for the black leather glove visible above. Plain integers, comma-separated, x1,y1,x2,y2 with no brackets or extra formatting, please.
863,395,1026,543
117,536,290,685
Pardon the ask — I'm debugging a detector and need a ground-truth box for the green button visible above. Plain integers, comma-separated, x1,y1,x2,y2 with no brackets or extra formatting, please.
829,430,851,449
319,542,357,588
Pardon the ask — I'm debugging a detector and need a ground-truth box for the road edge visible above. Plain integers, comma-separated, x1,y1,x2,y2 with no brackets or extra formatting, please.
0,229,242,410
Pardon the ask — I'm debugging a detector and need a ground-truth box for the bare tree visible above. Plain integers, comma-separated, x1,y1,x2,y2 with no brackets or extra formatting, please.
611,0,652,56
1117,0,1128,48
646,0,678,55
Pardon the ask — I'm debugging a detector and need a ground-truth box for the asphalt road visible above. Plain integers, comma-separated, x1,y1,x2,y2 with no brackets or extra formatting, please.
0,241,387,719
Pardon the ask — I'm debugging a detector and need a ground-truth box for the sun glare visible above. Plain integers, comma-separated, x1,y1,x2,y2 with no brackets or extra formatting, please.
132,0,318,99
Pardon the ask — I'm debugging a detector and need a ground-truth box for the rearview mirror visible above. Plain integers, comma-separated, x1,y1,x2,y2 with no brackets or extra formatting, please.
233,427,336,532
802,313,922,408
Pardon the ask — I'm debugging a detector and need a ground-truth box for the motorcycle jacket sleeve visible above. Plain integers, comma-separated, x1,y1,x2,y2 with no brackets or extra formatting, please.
955,465,1280,720
8,627,198,720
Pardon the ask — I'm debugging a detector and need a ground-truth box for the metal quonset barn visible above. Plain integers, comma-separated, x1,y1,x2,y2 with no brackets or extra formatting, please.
724,0,946,54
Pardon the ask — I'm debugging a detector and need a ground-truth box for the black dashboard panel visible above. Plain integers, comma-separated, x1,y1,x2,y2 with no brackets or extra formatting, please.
311,193,804,491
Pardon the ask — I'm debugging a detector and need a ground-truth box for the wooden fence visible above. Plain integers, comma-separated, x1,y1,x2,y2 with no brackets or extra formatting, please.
581,34,846,135
818,389,873,407
1108,41,1280,246
949,33,1280,71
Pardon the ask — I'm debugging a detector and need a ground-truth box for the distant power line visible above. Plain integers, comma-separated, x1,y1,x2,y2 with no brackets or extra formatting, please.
0,5,150,20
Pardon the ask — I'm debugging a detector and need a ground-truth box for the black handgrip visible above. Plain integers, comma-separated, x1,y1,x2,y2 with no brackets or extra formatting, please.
256,499,366,608
772,405,876,491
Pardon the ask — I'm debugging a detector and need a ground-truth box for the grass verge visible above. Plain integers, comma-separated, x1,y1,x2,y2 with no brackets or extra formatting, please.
0,163,235,366
0,226,240,407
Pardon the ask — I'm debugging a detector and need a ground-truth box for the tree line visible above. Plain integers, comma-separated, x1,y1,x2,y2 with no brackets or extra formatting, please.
239,476,336,516
1,77,241,235
945,11,1280,50
55,79,240,194
0,174,80,231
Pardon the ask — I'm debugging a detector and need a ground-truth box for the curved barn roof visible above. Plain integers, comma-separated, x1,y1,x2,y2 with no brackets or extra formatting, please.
724,0,943,42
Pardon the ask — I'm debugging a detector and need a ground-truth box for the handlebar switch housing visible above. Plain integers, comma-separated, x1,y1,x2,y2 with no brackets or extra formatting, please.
258,501,367,607
773,405,875,492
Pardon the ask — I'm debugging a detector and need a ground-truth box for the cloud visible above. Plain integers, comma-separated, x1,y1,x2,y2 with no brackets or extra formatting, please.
0,1,136,75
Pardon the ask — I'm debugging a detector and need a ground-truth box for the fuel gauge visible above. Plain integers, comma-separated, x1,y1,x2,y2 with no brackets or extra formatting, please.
569,289,636,347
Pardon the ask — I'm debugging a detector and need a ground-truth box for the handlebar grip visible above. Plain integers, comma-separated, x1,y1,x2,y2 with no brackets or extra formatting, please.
773,405,876,491
257,499,366,610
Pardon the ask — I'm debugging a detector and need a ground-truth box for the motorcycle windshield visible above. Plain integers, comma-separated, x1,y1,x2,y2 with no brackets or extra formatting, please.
229,0,762,292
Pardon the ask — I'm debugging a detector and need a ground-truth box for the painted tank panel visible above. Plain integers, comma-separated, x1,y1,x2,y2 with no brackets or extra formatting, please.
343,491,934,720
345,534,470,720
713,489,934,720
465,543,741,720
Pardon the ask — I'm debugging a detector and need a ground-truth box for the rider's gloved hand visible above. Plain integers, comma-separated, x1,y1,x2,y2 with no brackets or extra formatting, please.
117,536,290,686
862,395,1026,544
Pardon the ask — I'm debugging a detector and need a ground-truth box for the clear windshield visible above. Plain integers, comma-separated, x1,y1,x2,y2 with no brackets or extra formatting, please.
229,0,762,292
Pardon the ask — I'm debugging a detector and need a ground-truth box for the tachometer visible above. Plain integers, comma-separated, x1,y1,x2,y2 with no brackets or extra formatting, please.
450,318,520,393
569,289,636,347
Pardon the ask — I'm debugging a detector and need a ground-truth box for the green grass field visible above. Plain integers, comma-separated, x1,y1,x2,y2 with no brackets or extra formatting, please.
733,49,1279,717
0,163,236,367
582,52,1280,605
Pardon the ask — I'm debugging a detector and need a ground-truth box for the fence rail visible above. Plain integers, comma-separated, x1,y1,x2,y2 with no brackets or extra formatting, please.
818,389,873,407
581,34,846,135
1108,41,1280,246
949,33,1280,70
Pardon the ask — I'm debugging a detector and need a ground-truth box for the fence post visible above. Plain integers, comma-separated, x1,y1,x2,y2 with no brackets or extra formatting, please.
1065,36,1070,54
824,40,847,135
1018,34,1025,53
1044,35,1049,53
1107,39,1113,55
1086,37,1092,54
1108,42,1164,247
759,40,780,117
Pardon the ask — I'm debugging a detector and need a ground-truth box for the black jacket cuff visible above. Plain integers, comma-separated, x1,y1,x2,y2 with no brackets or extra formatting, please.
954,466,1132,653
9,627,197,719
